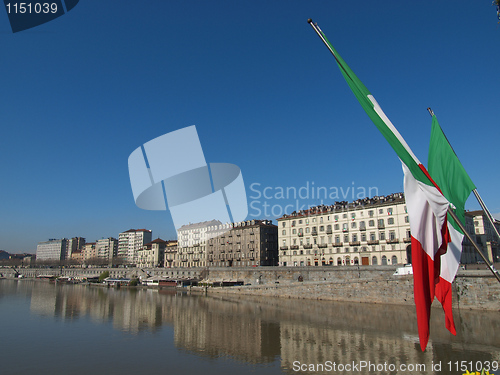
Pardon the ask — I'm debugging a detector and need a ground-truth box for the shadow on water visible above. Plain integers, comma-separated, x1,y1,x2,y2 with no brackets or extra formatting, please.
1,279,499,374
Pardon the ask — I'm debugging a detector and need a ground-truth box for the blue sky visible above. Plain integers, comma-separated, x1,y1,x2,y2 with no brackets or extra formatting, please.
1,1,499,253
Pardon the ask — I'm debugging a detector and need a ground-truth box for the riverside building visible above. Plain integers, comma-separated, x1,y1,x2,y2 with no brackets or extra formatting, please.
277,193,411,267
207,219,278,267
36,238,68,262
117,229,153,265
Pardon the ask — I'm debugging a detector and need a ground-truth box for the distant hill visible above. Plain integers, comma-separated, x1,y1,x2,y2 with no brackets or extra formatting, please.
0,250,10,260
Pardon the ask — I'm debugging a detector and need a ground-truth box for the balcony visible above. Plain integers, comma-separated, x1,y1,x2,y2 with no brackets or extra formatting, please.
280,246,289,250
311,231,318,236
403,237,411,243
326,229,333,234
378,224,385,229
304,244,313,249
332,242,343,247
298,233,304,237
349,241,361,246
359,226,366,231
387,238,399,244
290,245,299,250
367,240,379,245
318,244,327,248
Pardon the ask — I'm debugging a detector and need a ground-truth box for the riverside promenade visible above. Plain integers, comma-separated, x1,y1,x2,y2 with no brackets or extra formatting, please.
3,265,499,311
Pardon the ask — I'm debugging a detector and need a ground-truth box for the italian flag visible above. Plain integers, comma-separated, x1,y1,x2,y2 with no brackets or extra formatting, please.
313,24,451,351
428,115,475,336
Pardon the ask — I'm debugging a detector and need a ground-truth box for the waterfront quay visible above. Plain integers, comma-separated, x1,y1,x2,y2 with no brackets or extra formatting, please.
2,265,499,311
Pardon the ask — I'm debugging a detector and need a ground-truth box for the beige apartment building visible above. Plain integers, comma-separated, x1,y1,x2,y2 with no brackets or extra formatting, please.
277,193,411,267
137,238,175,268
466,210,500,263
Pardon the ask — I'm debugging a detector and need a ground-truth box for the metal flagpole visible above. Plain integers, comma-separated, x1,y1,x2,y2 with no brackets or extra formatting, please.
427,108,500,282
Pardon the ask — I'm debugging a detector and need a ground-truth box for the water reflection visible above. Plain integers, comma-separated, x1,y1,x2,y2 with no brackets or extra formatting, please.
2,280,500,374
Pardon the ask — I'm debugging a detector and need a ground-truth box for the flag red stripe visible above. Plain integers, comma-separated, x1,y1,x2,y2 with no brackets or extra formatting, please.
435,279,457,335
411,235,436,352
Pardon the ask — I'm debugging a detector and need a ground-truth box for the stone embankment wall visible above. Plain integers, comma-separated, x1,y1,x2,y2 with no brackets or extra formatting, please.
2,266,498,310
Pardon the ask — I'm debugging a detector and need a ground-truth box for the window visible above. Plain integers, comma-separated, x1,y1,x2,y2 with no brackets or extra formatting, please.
368,210,374,217
299,220,302,224
320,217,323,223
388,217,394,225
320,225,324,231
392,256,398,265
282,222,286,227
293,239,297,245
404,216,409,223
351,222,357,228
342,223,348,232
352,234,357,242
334,215,339,221
305,219,309,225
282,230,286,235
378,219,384,227
344,234,349,242
351,213,356,220
379,209,383,214
389,231,396,240
306,227,310,234
370,232,376,241
292,220,296,227
379,232,385,240
334,224,339,230
306,238,310,245
292,229,296,234
343,214,347,219
387,208,393,215
282,240,286,246
312,218,316,223
372,256,378,265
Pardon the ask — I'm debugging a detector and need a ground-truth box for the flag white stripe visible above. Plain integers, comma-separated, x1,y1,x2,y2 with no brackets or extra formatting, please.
403,163,449,259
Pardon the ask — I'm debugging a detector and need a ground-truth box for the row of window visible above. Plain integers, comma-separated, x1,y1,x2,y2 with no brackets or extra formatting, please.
282,229,410,246
281,207,407,228
282,244,399,256
281,217,409,235
283,255,399,266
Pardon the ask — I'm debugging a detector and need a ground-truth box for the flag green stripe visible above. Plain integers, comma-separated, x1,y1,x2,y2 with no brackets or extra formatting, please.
319,30,431,185
428,115,475,233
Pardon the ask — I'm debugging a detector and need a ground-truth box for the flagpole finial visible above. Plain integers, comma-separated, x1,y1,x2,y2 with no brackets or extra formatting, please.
307,18,313,24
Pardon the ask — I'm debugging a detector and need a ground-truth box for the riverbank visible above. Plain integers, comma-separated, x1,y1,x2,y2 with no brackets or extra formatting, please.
3,266,499,311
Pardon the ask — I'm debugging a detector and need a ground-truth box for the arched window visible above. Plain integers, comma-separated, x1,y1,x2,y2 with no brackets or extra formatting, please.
381,255,388,265
392,255,398,265
372,256,378,265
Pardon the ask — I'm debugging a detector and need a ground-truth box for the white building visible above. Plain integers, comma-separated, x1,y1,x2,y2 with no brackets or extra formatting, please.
137,238,169,268
175,220,221,268
117,229,152,264
36,239,67,262
277,193,411,267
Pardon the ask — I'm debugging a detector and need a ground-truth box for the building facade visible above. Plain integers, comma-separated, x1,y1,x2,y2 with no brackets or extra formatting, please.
82,242,97,261
118,229,153,264
164,241,178,268
207,220,278,267
467,210,500,263
137,238,170,268
174,220,219,268
277,193,411,267
65,237,86,259
96,238,118,261
36,239,68,262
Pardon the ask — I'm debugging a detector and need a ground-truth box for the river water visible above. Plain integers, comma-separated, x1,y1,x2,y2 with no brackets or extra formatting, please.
0,280,499,375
